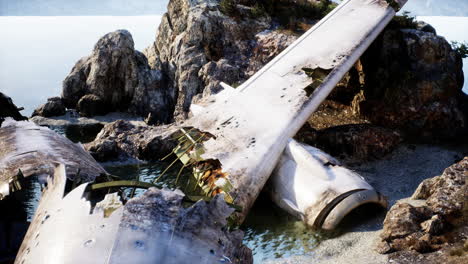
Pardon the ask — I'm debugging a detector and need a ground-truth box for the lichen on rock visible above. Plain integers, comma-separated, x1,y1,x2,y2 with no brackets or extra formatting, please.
377,157,468,263
61,30,174,124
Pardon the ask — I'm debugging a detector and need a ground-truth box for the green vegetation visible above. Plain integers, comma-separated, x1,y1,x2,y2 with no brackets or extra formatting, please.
220,0,238,16
451,41,468,58
260,0,337,29
250,3,267,18
385,0,401,11
220,0,338,30
388,11,418,29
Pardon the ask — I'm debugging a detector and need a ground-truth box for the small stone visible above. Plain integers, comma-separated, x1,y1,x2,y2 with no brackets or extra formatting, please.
421,214,445,235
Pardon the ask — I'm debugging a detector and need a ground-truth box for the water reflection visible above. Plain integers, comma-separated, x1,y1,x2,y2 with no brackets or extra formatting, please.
242,194,330,262
104,161,329,263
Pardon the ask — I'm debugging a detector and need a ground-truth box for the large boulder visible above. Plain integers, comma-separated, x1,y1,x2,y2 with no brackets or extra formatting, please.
76,94,107,117
0,92,27,126
148,0,272,119
61,30,173,124
85,120,178,162
359,28,467,140
297,122,402,161
377,157,468,262
32,97,66,117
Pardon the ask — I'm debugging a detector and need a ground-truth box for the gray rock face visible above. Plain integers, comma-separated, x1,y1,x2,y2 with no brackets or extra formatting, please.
61,30,173,123
245,29,299,76
85,120,178,162
359,28,467,140
377,157,468,258
32,97,66,117
0,92,27,126
297,123,402,161
77,94,107,117
148,0,272,119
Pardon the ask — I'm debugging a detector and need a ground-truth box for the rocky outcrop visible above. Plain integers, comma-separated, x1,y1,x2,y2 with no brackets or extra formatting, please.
85,120,178,162
245,29,298,76
149,0,272,119
377,157,467,262
146,0,337,119
359,27,467,141
0,92,27,126
61,30,173,124
32,97,66,117
76,94,107,117
297,123,402,161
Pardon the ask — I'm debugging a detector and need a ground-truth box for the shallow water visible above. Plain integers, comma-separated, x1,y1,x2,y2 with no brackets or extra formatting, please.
104,161,328,263
15,142,327,263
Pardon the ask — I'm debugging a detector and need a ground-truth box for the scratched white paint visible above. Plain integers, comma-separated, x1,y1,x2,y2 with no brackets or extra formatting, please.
186,0,407,223
269,139,386,230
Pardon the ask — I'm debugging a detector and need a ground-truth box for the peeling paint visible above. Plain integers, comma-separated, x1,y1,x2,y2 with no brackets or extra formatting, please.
184,0,404,223
16,164,250,263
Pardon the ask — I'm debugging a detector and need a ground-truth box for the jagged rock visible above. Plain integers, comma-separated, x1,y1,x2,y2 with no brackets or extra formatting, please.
296,122,402,161
85,120,178,162
377,157,468,258
0,92,27,126
32,97,66,117
61,30,173,123
245,29,299,76
412,157,467,216
77,94,107,117
359,28,467,140
421,214,445,236
377,203,433,253
149,0,272,119
416,21,436,35
327,60,366,105
196,59,241,100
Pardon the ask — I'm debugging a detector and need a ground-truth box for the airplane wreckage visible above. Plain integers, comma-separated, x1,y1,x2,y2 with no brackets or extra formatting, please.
0,0,408,263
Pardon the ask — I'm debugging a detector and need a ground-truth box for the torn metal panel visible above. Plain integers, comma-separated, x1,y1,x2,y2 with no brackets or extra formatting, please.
0,118,106,199
15,164,122,264
183,0,407,223
16,164,251,264
269,139,387,230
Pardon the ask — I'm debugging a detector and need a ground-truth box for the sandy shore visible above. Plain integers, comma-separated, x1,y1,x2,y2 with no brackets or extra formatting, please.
266,143,467,264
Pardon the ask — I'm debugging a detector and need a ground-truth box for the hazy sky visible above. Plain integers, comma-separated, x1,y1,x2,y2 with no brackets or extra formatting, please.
0,0,169,15
1,0,467,16
402,0,468,17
